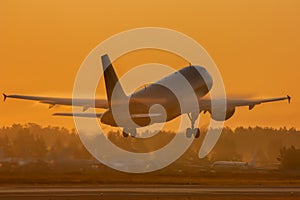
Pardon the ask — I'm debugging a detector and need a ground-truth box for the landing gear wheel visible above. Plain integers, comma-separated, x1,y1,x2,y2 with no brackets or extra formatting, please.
122,130,129,137
186,128,192,138
130,128,137,137
194,128,200,138
122,128,136,138
187,112,200,138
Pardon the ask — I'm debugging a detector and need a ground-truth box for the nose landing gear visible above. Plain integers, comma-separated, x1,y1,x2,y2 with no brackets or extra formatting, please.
122,128,137,137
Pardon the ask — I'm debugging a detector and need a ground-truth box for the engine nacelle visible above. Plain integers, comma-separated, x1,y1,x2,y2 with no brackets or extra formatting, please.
209,107,236,121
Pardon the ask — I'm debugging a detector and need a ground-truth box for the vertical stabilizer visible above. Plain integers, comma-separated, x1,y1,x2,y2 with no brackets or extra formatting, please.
101,54,127,107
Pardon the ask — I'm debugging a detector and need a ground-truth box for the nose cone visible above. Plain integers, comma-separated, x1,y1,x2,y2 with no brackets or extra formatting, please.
194,66,213,91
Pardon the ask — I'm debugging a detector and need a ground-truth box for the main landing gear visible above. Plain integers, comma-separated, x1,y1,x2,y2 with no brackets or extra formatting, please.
121,113,200,138
122,128,136,137
186,112,200,138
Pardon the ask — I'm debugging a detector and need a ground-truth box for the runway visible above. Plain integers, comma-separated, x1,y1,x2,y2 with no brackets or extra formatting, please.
0,185,300,200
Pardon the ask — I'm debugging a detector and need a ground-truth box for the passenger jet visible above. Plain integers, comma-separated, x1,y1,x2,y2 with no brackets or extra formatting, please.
3,54,291,137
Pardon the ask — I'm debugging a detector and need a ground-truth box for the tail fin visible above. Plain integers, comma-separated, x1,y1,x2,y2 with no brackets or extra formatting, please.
101,54,127,107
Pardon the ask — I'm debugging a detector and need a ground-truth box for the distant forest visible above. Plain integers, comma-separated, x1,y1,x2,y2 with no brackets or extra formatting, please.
0,123,299,169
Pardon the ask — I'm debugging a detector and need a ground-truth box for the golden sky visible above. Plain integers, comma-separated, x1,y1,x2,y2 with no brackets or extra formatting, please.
0,0,299,129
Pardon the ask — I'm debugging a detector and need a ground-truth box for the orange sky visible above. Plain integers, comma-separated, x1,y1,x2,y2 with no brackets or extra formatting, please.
0,0,299,130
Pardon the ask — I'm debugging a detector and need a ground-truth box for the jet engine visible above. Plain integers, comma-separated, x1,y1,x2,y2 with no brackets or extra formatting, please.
209,107,236,121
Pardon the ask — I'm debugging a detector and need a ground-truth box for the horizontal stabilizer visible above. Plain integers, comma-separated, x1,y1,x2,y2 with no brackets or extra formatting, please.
53,112,102,118
131,113,162,118
53,112,162,120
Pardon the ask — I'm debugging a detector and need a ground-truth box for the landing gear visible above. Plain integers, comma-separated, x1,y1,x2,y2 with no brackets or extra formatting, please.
130,128,137,137
186,112,200,138
186,127,200,138
186,128,193,138
194,128,200,138
122,128,136,137
122,131,129,137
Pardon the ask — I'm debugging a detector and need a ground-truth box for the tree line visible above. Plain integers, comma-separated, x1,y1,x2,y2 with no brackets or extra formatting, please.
0,123,299,169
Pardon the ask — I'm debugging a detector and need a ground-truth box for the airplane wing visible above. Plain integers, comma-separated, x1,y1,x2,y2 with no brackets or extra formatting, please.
53,112,103,118
197,95,291,121
226,95,291,110
199,95,291,111
2,93,168,110
3,93,290,120
3,94,108,111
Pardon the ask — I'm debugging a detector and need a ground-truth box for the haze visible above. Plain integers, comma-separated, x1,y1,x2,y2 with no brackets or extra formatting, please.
0,0,298,129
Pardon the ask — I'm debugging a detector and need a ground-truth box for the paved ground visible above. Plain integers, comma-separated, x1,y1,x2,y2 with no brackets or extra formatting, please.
0,185,300,199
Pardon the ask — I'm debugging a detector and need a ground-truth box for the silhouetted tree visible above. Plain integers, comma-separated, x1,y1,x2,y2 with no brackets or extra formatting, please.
0,123,299,167
278,146,300,170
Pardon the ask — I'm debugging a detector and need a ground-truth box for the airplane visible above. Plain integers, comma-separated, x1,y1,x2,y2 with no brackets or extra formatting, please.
211,160,256,170
3,54,291,138
211,152,257,170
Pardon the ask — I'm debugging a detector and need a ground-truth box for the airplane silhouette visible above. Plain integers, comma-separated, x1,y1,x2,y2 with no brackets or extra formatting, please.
3,54,291,138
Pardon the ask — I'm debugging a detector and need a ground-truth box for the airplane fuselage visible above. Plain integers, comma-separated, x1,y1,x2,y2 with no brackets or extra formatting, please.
211,161,255,170
100,65,213,128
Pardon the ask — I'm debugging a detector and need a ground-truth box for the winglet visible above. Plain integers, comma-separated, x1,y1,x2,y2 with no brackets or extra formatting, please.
287,95,291,104
3,93,7,102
